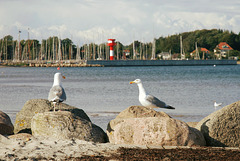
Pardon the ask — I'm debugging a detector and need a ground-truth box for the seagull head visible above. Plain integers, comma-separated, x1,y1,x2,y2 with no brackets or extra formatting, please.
54,72,65,79
53,72,66,86
130,79,142,84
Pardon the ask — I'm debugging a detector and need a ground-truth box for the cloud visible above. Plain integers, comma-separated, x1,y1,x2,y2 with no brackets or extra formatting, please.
0,0,239,45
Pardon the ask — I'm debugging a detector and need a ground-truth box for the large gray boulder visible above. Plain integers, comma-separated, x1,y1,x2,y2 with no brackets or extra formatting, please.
0,134,12,145
14,99,91,134
0,111,14,135
31,111,108,143
107,106,205,146
8,133,32,141
116,106,171,119
196,101,240,147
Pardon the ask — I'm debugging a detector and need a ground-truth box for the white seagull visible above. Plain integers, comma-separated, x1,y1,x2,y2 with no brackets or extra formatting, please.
48,72,67,111
214,101,222,110
130,79,175,109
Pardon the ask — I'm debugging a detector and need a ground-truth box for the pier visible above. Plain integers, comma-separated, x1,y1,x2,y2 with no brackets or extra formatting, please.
86,60,237,67
0,60,237,67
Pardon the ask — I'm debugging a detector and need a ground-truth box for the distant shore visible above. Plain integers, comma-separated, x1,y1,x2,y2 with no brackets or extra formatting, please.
0,59,237,67
87,59,237,67
0,61,103,67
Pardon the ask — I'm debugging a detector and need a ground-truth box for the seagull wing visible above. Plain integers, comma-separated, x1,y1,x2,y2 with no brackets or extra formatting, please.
48,85,66,102
146,94,174,109
214,102,222,107
217,103,222,106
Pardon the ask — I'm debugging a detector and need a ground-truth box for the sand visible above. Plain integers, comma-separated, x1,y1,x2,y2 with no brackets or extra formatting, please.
0,135,120,160
1,134,240,160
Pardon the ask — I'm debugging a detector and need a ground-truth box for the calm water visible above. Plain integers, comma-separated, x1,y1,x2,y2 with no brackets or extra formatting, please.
1,65,240,130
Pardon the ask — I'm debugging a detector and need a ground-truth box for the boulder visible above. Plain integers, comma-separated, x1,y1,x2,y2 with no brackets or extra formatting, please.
31,111,108,143
0,111,14,135
116,106,171,119
8,133,33,141
187,122,198,128
14,99,91,134
0,134,12,145
107,106,205,146
195,101,240,147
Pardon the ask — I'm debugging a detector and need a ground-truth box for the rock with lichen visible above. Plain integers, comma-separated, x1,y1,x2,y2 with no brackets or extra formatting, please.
196,101,240,147
14,99,91,134
31,111,108,143
107,106,205,146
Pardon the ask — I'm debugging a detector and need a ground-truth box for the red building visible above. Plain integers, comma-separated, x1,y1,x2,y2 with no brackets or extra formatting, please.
214,42,233,58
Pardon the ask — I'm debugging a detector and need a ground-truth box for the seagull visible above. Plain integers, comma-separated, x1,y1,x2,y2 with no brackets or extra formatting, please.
48,72,67,111
129,79,175,110
214,101,222,110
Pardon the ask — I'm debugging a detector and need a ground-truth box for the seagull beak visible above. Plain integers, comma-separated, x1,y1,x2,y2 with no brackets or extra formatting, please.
62,75,66,79
129,81,135,84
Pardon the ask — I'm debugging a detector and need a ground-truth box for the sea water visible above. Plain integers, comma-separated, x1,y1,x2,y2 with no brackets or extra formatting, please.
1,65,240,130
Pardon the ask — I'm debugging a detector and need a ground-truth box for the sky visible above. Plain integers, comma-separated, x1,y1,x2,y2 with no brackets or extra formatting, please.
0,0,240,45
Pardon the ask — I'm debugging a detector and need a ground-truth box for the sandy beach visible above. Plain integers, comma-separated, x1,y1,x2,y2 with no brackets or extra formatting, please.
0,134,240,160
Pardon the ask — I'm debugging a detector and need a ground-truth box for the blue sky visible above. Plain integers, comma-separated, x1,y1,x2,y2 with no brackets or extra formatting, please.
0,0,240,45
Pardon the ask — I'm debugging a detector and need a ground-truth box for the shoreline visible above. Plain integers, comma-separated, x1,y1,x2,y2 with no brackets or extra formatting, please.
0,59,237,67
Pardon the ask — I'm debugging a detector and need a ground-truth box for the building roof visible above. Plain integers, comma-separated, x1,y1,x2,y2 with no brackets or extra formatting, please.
191,48,210,54
123,50,130,53
217,42,233,50
201,48,210,52
158,52,170,56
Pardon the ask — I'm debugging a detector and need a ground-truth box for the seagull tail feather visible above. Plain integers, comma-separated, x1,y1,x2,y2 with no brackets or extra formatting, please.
165,105,175,109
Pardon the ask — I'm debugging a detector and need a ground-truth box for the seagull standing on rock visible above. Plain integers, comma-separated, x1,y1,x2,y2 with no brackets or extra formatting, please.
130,79,175,110
214,101,222,110
48,72,67,112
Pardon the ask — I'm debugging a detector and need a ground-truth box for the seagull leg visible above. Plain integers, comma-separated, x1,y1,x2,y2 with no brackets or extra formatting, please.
141,111,151,116
53,102,56,112
59,102,62,111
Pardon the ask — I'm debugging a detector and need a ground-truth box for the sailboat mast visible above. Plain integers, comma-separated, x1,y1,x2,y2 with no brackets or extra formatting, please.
58,38,61,61
52,37,55,60
117,41,119,60
180,35,185,60
151,38,156,60
133,40,136,60
140,42,142,60
180,35,182,56
18,30,21,60
195,42,200,60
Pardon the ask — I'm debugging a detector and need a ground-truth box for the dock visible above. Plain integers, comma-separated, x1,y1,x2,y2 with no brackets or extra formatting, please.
0,60,237,67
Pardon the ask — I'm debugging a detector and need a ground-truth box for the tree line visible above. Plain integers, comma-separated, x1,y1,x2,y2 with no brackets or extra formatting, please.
158,29,240,58
1,29,240,61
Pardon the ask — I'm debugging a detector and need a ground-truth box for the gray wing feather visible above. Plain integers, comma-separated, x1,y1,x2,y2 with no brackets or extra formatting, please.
48,85,66,102
146,95,166,108
61,87,67,100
